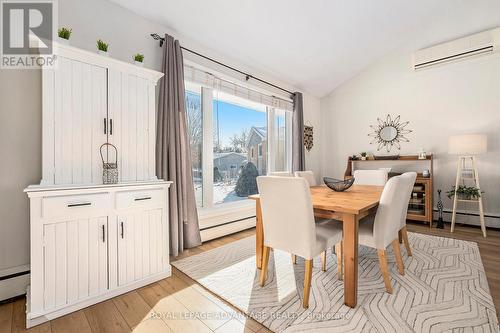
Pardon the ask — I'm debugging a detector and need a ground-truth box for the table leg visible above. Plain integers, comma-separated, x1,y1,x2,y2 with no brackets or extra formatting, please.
255,200,263,269
343,213,359,307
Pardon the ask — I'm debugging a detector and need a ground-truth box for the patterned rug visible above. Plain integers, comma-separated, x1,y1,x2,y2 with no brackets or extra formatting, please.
172,233,499,332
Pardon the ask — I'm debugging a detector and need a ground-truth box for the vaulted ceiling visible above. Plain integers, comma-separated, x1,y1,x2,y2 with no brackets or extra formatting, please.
111,0,500,97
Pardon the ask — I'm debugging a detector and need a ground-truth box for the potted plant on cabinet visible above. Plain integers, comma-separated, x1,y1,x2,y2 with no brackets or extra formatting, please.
360,152,367,160
446,185,483,201
97,39,109,56
58,27,72,45
133,53,144,66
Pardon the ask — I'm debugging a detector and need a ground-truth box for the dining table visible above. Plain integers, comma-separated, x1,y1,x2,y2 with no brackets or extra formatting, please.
248,184,383,308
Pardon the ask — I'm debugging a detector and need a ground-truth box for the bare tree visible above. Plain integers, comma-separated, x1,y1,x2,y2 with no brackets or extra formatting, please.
229,128,249,153
185,92,202,168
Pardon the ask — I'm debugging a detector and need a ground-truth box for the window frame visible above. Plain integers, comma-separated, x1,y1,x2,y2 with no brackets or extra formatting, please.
185,82,292,212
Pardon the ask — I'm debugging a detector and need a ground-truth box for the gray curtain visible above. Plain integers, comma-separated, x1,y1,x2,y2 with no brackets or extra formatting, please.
156,34,201,256
292,92,305,172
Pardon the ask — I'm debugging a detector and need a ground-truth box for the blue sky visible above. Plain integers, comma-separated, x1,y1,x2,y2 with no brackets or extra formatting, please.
185,90,267,147
213,100,266,146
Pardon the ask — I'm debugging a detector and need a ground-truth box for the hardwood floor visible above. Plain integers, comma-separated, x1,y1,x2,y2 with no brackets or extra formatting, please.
0,223,498,333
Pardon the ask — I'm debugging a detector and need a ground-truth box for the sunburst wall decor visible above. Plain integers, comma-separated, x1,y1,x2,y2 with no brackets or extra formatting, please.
368,114,412,152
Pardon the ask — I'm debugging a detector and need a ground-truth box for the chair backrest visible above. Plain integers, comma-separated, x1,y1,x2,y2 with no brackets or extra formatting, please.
399,172,417,228
257,176,316,258
353,169,388,186
294,171,317,186
372,175,409,249
269,172,294,177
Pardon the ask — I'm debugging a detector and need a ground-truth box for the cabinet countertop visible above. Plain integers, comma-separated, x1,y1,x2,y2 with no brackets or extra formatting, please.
24,180,173,193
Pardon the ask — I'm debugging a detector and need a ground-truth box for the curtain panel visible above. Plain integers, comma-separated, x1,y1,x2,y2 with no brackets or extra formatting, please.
156,34,202,256
292,92,305,172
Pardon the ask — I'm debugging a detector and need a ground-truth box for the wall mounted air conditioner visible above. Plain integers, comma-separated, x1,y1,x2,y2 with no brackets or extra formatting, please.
413,27,500,70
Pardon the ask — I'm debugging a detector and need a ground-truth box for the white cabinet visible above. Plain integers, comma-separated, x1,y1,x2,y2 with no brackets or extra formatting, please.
116,208,165,286
108,70,157,182
43,217,108,310
29,43,169,329
25,181,171,328
41,43,163,186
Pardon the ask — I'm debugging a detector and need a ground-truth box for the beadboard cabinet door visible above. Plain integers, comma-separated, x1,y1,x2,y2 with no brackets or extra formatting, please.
42,217,108,311
42,57,107,185
108,69,157,182
41,43,163,186
116,208,164,286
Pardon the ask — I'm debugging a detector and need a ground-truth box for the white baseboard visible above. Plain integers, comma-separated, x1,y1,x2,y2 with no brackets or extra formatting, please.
0,265,30,302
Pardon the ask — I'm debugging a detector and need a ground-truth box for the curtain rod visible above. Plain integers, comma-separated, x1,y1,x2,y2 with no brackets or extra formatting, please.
150,33,295,97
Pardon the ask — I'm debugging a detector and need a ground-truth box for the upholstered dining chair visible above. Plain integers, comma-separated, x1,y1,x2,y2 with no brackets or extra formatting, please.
398,172,417,256
328,175,407,293
294,170,317,186
256,176,343,308
353,169,388,186
269,171,294,177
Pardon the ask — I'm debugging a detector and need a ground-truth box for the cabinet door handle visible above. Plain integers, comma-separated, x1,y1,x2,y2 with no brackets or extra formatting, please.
109,119,113,135
102,225,106,243
120,221,124,239
134,196,152,201
103,118,107,134
67,202,92,208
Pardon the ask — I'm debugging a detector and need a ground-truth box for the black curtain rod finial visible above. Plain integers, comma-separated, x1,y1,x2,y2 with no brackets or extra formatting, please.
150,33,164,47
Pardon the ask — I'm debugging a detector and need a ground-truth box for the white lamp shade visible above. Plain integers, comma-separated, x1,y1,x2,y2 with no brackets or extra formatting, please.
448,134,487,155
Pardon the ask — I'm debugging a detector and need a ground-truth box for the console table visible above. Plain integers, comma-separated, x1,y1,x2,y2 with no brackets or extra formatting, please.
344,155,434,227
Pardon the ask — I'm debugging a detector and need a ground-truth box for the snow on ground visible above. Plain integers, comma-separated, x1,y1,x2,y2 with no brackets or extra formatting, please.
193,179,246,206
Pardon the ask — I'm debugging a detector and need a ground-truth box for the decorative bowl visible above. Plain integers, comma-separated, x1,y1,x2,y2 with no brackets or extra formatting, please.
323,177,355,192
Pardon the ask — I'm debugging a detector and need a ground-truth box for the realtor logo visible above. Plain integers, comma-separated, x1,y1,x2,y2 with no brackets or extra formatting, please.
1,0,56,68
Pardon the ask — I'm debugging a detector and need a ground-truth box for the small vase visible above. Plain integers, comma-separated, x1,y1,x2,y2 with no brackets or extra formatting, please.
361,156,366,161
134,60,144,67
98,50,109,57
58,37,70,46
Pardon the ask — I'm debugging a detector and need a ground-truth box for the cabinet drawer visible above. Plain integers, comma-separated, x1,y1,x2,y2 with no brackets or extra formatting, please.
115,188,165,210
42,193,110,219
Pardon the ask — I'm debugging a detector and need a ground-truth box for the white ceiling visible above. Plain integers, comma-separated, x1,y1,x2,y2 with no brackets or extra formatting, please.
111,0,500,97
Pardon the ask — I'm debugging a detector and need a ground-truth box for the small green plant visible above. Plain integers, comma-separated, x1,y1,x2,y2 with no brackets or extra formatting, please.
360,152,367,157
133,53,144,62
446,185,483,200
96,39,109,52
58,27,72,40
350,154,358,160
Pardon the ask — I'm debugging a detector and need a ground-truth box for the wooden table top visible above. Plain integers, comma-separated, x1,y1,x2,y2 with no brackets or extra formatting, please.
249,184,383,215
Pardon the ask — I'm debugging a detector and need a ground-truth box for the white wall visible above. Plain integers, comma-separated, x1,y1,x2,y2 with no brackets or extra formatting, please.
320,49,500,228
0,0,321,273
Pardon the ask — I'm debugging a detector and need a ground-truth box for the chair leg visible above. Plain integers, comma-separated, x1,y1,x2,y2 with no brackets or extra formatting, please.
377,249,393,294
303,259,313,308
335,241,343,280
260,246,271,287
400,226,412,256
391,239,405,275
292,254,297,264
320,251,327,271
398,229,403,244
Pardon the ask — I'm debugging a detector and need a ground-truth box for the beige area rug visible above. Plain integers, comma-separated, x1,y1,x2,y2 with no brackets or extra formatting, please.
172,233,499,332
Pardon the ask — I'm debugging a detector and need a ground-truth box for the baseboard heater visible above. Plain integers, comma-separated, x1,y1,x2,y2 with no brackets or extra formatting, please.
200,216,256,242
433,209,500,230
0,265,30,302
